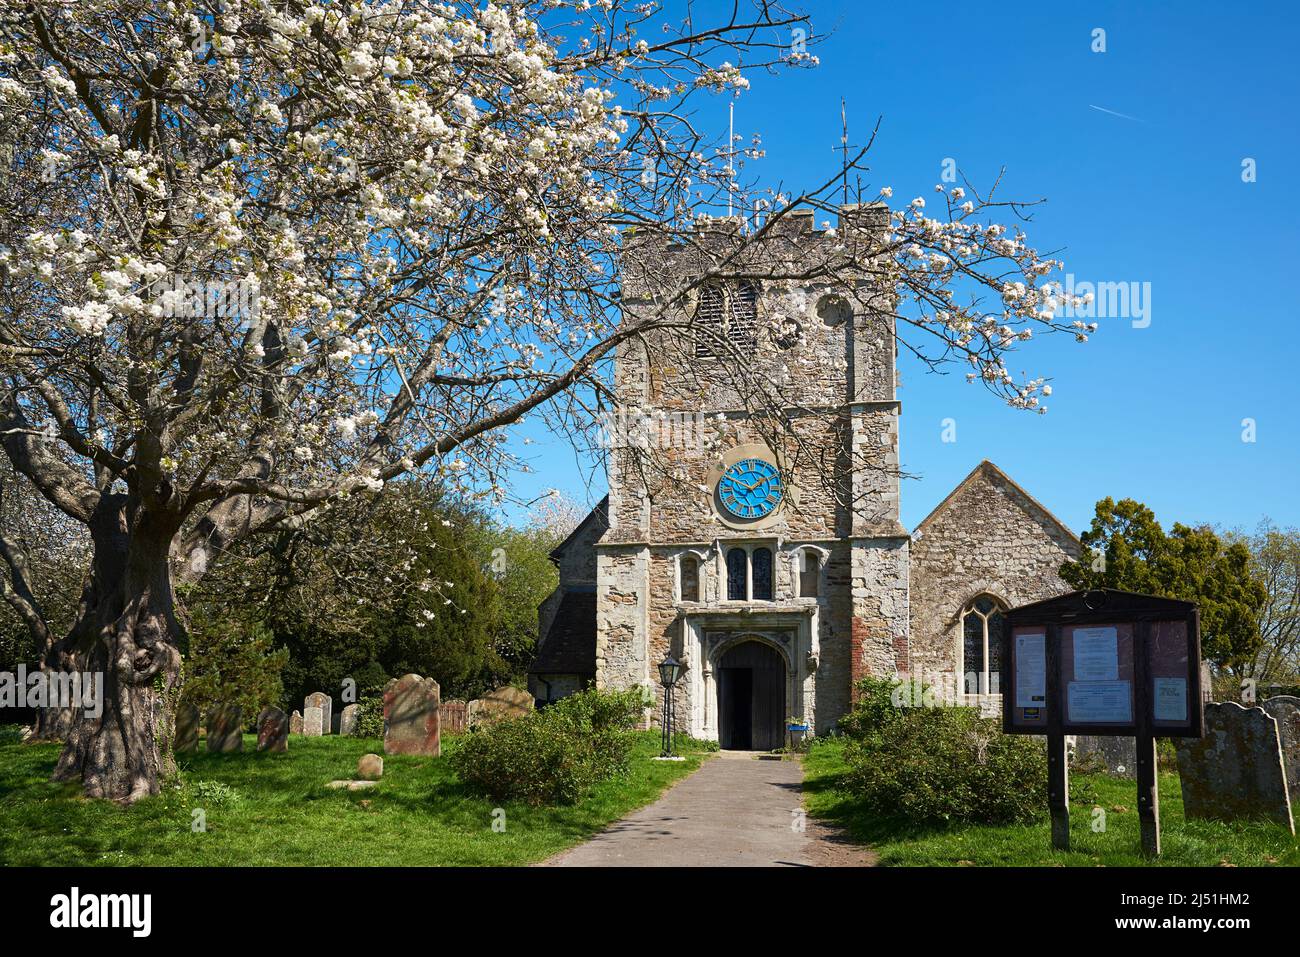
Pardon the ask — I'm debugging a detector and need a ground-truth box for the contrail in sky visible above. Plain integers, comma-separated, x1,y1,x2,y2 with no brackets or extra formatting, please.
1089,104,1143,123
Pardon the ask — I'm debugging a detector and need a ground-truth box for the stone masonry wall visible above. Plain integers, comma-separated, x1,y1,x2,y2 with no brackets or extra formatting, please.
909,463,1081,699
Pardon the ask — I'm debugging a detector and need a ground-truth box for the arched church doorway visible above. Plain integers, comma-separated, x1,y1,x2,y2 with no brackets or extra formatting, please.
717,640,785,750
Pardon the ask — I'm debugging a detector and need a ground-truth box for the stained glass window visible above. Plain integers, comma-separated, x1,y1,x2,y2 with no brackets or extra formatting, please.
726,548,748,601
752,547,773,601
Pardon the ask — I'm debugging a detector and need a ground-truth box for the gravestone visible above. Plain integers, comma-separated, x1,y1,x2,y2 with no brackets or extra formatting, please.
383,674,440,756
256,707,289,752
1175,701,1294,833
439,699,468,734
466,686,533,729
304,692,332,736
303,705,324,737
358,753,383,780
206,703,243,753
290,710,303,735
339,703,359,737
1261,695,1300,803
174,702,200,754
1071,735,1136,777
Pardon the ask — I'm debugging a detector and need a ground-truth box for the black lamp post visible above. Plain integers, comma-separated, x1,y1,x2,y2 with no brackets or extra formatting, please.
658,654,683,758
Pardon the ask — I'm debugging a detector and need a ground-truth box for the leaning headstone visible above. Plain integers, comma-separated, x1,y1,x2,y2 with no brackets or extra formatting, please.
1176,701,1294,833
1071,735,1136,778
383,674,440,756
305,692,332,736
339,704,359,737
174,703,200,754
466,686,533,729
1261,695,1300,804
206,703,243,753
256,707,289,752
290,710,303,735
303,705,324,737
357,753,383,780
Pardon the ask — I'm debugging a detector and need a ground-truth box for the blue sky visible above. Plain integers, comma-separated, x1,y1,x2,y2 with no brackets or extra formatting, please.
505,0,1299,536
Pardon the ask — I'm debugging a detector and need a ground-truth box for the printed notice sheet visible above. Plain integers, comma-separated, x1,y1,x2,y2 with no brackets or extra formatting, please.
1067,680,1132,723
1153,677,1188,722
1072,626,1119,681
1015,633,1046,708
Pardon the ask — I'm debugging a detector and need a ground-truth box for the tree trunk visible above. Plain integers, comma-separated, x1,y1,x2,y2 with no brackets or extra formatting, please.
51,498,182,803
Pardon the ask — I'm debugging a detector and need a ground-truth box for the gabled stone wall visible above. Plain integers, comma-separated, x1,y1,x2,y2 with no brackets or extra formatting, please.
909,462,1081,701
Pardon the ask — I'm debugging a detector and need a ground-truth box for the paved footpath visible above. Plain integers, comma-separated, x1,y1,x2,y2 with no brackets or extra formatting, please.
543,751,871,867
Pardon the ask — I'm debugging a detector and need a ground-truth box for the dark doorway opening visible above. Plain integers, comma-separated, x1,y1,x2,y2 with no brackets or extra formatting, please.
717,640,785,751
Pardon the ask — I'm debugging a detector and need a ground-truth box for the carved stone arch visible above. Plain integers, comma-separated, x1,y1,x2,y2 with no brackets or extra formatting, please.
946,580,1011,625
709,631,794,674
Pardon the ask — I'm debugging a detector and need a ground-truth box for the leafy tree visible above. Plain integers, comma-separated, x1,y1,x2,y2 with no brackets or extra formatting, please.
178,610,288,728
1060,498,1266,669
1224,521,1300,685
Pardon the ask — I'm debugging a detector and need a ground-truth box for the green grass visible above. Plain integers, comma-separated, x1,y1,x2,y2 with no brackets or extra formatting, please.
803,738,1300,867
0,731,707,866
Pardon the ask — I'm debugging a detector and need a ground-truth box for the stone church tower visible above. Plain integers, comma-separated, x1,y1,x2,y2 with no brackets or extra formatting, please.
530,206,1081,745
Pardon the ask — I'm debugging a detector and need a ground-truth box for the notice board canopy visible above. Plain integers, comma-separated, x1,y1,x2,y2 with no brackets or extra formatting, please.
1001,588,1202,738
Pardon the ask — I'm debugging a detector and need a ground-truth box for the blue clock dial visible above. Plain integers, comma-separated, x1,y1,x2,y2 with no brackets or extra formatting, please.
717,458,783,519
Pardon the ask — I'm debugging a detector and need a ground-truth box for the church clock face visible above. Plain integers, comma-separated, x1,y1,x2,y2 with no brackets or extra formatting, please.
717,458,783,519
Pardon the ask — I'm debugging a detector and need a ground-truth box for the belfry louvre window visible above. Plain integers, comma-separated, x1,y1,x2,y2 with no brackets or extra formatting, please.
694,283,726,358
693,281,759,357
729,281,758,348
962,594,1006,695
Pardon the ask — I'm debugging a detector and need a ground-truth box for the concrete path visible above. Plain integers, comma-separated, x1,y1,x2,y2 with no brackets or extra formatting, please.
544,751,871,867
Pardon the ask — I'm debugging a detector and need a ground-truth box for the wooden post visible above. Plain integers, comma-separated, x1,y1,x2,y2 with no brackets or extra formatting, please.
1045,623,1069,851
1047,731,1070,851
1134,620,1161,857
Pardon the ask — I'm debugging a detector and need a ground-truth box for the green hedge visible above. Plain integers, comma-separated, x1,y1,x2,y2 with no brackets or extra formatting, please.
449,688,643,805
838,677,1047,826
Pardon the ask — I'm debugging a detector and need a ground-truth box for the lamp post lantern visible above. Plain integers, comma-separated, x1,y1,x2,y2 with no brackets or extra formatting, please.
658,654,683,758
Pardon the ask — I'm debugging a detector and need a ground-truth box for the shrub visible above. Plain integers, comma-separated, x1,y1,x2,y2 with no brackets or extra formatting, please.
353,692,385,739
450,688,643,805
840,678,1046,826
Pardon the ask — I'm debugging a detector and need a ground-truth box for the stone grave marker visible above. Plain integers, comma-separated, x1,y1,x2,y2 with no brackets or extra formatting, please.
256,707,289,752
383,674,440,756
1261,695,1300,804
206,703,243,753
1071,734,1137,778
1175,701,1294,833
339,703,359,737
303,705,324,737
174,702,200,754
358,753,383,780
304,692,332,735
466,686,533,729
290,710,303,735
